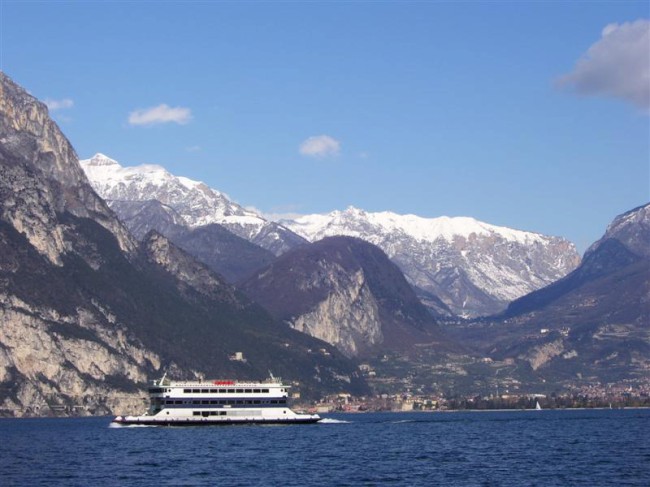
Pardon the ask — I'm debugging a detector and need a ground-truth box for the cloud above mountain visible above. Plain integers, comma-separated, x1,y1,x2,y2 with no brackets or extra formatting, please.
558,19,650,110
299,135,340,157
44,98,74,111
128,104,192,126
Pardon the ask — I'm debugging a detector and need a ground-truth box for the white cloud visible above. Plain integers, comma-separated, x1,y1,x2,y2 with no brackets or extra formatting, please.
299,135,341,158
264,211,305,222
44,98,74,111
243,205,303,221
242,205,260,215
186,145,202,152
128,104,192,126
259,204,305,222
557,19,650,110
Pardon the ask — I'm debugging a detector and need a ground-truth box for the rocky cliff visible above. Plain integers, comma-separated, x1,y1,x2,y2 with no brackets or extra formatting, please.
241,236,452,358
0,72,158,415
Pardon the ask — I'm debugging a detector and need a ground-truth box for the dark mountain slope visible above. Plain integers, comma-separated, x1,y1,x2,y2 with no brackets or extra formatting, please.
448,203,650,390
106,199,276,282
241,236,453,357
504,238,643,318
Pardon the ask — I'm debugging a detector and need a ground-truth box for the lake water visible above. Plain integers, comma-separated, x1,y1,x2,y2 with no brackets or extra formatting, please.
1,409,648,486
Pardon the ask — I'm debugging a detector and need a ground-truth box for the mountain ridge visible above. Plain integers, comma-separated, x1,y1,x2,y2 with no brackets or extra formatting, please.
81,153,581,318
81,153,307,256
282,206,581,317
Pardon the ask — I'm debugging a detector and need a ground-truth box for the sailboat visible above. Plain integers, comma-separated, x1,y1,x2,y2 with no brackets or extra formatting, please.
535,400,542,410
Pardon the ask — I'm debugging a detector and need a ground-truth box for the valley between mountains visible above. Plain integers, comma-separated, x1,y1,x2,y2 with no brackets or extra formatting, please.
1,72,648,416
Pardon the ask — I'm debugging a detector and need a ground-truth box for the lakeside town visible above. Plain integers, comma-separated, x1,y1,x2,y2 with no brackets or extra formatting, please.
297,378,650,413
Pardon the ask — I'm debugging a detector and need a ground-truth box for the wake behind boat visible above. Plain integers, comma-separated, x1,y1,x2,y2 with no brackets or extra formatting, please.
112,375,320,426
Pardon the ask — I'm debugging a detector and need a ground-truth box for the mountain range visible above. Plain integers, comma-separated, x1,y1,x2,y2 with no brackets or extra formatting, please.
81,154,306,256
2,71,647,414
284,208,581,317
81,155,581,318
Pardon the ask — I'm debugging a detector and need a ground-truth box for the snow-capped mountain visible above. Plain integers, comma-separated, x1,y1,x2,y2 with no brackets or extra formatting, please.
282,207,581,317
585,203,650,260
80,154,306,255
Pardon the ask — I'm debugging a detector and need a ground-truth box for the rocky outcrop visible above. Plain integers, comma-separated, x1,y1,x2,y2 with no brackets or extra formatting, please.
0,294,161,416
586,203,650,259
292,268,383,357
139,231,241,305
0,76,134,263
241,236,450,357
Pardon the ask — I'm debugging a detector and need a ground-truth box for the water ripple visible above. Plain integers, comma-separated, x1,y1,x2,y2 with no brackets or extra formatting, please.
0,410,648,486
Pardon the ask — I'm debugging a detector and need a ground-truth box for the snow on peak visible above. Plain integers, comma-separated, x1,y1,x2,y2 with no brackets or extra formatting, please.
288,207,548,245
80,153,257,227
85,153,120,167
283,206,580,317
80,153,305,256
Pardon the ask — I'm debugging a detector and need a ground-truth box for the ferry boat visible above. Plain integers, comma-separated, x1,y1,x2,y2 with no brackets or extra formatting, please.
112,375,321,426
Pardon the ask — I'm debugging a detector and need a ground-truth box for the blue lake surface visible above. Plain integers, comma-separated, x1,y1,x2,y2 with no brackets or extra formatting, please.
1,409,648,486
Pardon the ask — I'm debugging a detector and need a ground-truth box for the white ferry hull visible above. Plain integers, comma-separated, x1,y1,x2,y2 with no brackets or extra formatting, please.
113,414,320,426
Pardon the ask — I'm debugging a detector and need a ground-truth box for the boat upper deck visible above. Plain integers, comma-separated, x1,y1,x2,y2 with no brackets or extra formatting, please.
153,379,287,388
148,379,290,399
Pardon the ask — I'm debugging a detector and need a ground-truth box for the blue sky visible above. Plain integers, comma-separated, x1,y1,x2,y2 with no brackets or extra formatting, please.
2,1,648,252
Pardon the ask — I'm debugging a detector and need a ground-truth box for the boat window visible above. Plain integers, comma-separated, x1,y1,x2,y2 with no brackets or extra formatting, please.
244,389,252,393
253,400,261,404
227,389,235,393
192,389,200,393
210,400,217,404
253,389,261,393
236,389,244,393
201,389,209,393
220,411,226,416
183,389,191,393
175,400,183,404
193,412,201,416
262,389,269,393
